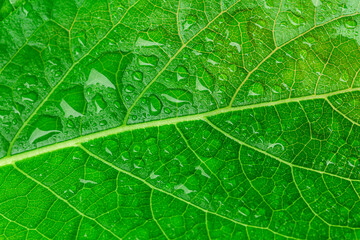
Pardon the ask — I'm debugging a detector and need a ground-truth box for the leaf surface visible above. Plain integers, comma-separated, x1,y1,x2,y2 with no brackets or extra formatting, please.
1,0,360,239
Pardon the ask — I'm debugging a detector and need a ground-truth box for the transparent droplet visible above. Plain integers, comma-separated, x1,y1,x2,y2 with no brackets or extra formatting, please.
148,95,162,116
124,85,135,93
345,20,357,29
132,71,143,82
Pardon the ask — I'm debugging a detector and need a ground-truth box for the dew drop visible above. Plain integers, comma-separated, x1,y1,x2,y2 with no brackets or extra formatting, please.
239,206,250,217
138,55,159,67
148,95,162,116
248,82,264,96
345,20,357,29
93,94,107,113
218,74,228,81
124,85,135,93
229,64,238,73
175,66,190,81
132,144,141,153
132,71,143,82
164,107,172,114
161,89,193,107
286,11,305,26
22,92,38,103
99,120,107,126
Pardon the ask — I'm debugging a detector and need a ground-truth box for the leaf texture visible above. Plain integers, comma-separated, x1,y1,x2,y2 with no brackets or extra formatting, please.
1,0,360,239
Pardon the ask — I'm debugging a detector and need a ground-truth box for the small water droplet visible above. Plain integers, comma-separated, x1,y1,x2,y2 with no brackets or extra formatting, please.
132,144,141,153
164,107,172,114
99,120,107,126
132,71,143,82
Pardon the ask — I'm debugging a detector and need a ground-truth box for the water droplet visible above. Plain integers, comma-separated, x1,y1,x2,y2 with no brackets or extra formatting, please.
174,184,194,194
164,107,172,114
183,54,190,60
138,55,158,67
67,120,75,128
287,11,305,26
121,152,130,161
239,206,250,217
255,19,266,29
29,116,63,144
59,86,85,118
161,89,193,107
102,140,119,156
150,171,160,179
99,120,107,126
229,65,238,73
87,69,115,89
248,82,264,96
55,70,62,77
86,87,93,95
132,144,141,153
135,37,163,47
218,74,228,81
148,95,162,116
345,20,357,29
229,42,241,53
340,70,349,82
124,85,135,93
299,49,307,59
183,15,198,31
22,92,38,103
93,94,107,113
132,71,143,82
195,76,211,92
311,0,321,7
114,101,121,109
176,66,189,81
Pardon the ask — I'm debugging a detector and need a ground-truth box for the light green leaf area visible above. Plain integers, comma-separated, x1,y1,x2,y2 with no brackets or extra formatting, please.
1,0,360,239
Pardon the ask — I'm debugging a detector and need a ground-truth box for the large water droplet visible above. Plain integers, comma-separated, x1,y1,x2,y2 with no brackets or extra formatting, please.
248,82,264,96
124,85,135,93
175,66,190,81
195,76,211,92
229,42,241,53
86,68,115,89
161,89,193,107
22,92,38,103
345,20,357,29
218,74,229,81
138,55,158,67
148,95,162,116
29,116,63,144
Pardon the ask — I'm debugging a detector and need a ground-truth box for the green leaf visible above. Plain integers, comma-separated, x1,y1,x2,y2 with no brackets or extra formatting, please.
1,0,360,239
